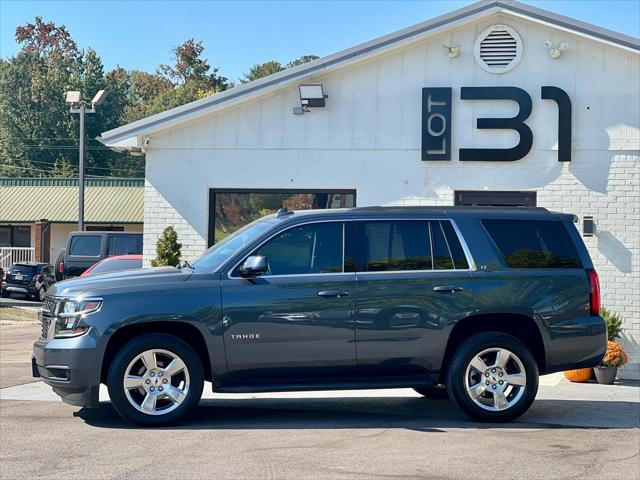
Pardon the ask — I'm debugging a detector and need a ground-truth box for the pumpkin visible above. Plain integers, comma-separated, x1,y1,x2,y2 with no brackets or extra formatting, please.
564,368,593,382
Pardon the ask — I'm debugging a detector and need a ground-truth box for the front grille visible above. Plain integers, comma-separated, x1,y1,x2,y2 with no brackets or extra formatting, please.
42,297,56,314
39,313,52,340
39,297,57,340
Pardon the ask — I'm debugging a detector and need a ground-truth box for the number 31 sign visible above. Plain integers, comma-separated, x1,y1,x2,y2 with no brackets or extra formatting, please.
421,86,572,162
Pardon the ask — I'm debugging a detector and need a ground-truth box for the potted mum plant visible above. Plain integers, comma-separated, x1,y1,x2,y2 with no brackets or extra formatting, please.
594,341,628,384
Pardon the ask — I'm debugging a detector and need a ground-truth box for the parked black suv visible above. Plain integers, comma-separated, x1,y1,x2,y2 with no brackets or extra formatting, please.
59,231,142,278
2,262,56,301
33,207,606,426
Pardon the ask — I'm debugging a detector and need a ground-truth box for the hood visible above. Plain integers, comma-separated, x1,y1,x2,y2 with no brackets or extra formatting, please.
49,266,190,298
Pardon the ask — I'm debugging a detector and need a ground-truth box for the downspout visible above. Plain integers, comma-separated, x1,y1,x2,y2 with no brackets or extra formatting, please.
39,219,50,263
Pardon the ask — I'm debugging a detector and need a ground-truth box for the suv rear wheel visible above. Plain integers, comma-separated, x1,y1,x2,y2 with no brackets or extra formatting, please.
107,334,204,426
446,332,538,422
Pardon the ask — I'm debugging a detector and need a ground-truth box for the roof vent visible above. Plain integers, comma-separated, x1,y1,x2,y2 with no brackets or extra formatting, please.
474,25,522,73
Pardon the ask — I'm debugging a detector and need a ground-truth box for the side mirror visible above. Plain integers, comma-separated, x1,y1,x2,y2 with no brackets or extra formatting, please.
239,255,268,277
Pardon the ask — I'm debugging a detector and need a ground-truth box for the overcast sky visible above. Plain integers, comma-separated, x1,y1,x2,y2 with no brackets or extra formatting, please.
1,1,638,82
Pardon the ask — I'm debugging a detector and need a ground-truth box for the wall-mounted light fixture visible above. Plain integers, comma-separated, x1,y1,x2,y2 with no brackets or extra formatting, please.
294,83,328,114
443,44,461,58
545,41,568,59
583,216,595,237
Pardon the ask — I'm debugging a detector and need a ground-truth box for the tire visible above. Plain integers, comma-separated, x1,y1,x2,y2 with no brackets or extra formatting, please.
107,334,204,427
413,384,449,400
1,290,8,298
446,332,538,422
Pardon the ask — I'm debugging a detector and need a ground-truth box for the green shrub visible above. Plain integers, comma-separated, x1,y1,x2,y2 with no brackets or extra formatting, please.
151,226,182,267
601,306,623,341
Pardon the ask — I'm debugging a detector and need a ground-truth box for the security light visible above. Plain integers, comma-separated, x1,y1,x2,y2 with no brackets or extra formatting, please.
91,90,108,106
545,41,568,59
443,44,461,58
65,91,81,106
299,84,327,108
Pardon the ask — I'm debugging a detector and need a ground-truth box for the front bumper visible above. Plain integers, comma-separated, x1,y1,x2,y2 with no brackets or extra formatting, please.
32,333,102,408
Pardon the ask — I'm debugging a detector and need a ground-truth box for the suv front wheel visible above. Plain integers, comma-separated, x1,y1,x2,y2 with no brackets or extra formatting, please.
107,334,204,426
446,332,538,422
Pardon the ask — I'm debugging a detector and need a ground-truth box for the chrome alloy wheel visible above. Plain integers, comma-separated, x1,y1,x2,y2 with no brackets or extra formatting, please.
464,347,527,412
123,349,190,416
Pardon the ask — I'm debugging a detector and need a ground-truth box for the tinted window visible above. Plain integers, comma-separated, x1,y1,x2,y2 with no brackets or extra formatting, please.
441,221,469,269
483,219,582,269
107,235,141,256
0,227,10,247
69,235,101,256
357,221,431,272
90,258,142,275
12,226,31,247
254,222,343,275
11,264,36,274
430,221,454,270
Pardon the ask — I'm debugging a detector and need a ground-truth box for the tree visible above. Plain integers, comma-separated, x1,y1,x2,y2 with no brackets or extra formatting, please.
0,18,137,178
240,55,318,83
286,55,319,68
159,38,229,92
151,226,182,267
15,16,78,60
241,60,283,83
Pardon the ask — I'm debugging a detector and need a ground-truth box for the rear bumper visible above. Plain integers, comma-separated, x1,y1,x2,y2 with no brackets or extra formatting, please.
3,285,37,294
32,334,102,408
542,315,607,374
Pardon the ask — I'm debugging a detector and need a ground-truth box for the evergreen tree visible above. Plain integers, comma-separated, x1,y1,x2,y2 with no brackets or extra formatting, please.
151,226,182,267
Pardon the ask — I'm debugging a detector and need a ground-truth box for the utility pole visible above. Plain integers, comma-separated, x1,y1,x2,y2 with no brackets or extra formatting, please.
78,104,85,231
66,90,107,231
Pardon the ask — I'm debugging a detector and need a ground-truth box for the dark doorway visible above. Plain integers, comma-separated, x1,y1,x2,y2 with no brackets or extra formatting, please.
454,191,537,207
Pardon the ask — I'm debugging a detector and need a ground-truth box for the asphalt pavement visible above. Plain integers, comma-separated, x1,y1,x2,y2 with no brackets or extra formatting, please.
1,323,638,480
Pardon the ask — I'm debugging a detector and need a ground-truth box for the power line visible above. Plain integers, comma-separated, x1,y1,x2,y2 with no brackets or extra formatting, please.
10,158,144,173
0,163,144,176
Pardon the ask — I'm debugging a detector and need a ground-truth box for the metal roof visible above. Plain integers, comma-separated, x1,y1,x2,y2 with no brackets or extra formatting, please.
99,0,640,149
0,178,143,223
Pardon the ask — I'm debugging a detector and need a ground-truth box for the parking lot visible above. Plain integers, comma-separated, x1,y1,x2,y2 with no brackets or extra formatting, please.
0,321,638,480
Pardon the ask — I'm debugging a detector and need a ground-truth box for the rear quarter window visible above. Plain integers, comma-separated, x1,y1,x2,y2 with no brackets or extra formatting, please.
482,219,582,269
69,235,102,256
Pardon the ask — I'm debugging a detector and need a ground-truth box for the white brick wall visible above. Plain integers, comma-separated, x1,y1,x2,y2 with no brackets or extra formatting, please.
142,15,640,378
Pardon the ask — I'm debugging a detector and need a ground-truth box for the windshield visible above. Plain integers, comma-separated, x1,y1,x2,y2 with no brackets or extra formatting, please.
191,218,276,271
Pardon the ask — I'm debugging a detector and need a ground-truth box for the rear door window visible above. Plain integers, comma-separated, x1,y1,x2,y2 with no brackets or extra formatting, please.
430,221,454,270
482,219,582,268
356,221,431,271
440,221,469,269
69,236,102,256
107,235,142,256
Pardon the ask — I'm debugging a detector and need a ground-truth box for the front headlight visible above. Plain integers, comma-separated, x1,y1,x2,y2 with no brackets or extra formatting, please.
54,298,102,338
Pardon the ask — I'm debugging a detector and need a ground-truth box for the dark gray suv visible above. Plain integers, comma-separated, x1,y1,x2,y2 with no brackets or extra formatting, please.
33,207,606,426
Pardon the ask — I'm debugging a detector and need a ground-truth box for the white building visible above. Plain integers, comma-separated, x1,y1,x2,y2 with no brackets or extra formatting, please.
100,0,640,378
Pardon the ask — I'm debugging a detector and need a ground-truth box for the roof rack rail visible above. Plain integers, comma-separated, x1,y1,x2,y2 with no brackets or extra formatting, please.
276,207,294,218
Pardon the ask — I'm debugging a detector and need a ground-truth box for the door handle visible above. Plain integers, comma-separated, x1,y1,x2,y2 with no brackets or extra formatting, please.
433,285,464,293
317,290,350,298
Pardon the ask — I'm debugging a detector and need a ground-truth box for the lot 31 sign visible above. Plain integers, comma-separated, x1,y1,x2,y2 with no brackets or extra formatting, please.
422,86,571,162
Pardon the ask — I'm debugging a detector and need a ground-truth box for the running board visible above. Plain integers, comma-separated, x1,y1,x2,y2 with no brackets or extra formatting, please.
214,374,439,394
